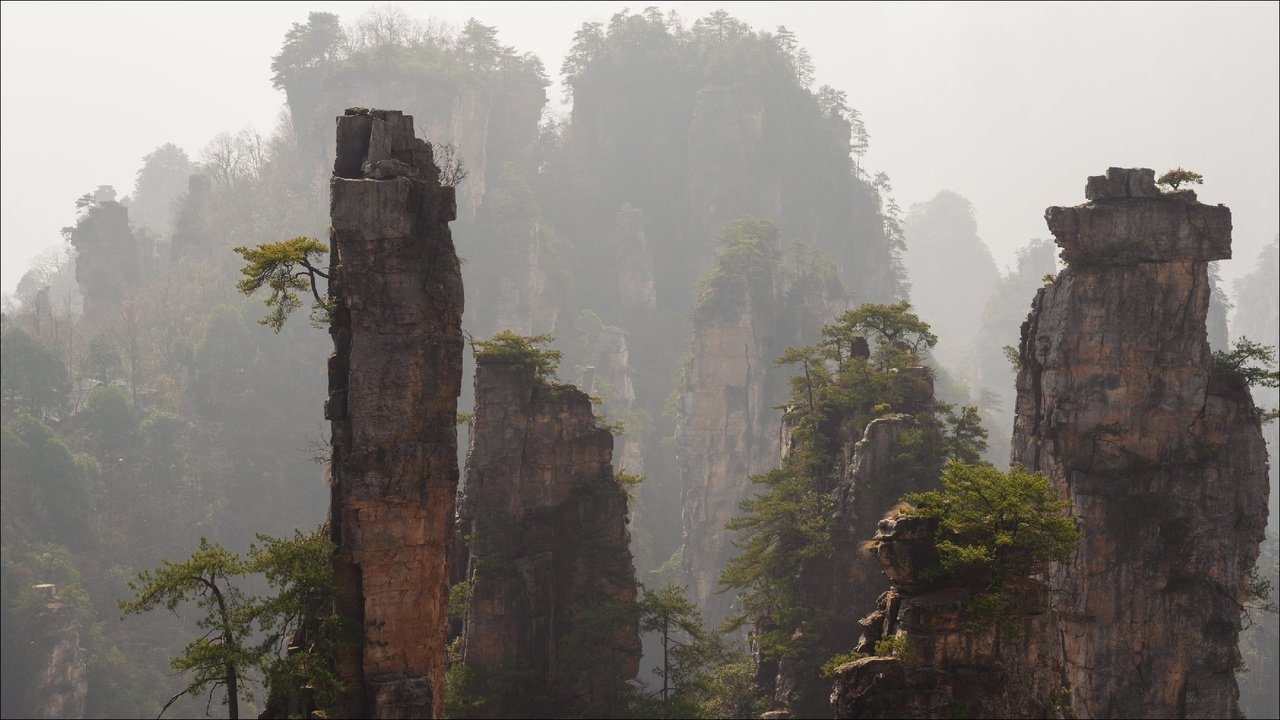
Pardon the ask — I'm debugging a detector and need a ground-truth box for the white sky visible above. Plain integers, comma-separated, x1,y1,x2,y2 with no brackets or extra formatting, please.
3,1,1277,294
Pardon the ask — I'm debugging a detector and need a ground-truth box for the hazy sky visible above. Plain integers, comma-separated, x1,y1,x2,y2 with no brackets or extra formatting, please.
3,1,1277,296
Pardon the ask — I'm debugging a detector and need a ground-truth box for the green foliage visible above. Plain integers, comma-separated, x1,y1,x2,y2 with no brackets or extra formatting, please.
720,465,835,610
636,584,726,716
941,404,990,465
694,218,780,318
821,650,867,677
232,236,330,332
903,462,1081,584
833,300,938,369
1156,167,1204,190
83,334,125,385
1,326,70,420
698,652,767,719
872,633,914,664
3,415,97,547
79,386,139,456
1003,344,1022,370
118,528,340,719
472,331,563,383
1213,337,1280,393
118,538,257,718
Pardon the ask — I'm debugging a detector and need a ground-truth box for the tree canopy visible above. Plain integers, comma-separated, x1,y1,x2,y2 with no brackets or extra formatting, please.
233,236,330,332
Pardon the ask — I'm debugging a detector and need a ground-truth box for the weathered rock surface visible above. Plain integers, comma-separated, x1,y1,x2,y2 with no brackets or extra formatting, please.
831,514,1066,719
676,226,842,626
611,206,657,311
587,326,645,478
14,587,89,720
326,108,463,719
762,391,941,717
69,197,150,325
456,359,640,717
490,220,560,337
1012,167,1269,718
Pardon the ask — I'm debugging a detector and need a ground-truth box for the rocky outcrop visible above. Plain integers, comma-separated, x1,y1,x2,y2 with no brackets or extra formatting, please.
14,586,89,719
611,206,657,311
490,220,560,337
169,173,212,262
831,515,1066,719
69,194,150,325
759,384,942,718
587,326,644,477
325,108,463,719
675,221,842,626
456,359,640,717
1012,167,1269,718
833,406,941,616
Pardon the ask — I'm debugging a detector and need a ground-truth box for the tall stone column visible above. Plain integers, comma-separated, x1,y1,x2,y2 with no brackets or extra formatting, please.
1012,168,1268,718
326,108,464,719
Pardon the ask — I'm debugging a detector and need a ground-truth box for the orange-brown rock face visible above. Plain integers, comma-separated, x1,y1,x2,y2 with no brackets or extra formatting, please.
456,360,640,717
326,108,463,719
1012,168,1269,718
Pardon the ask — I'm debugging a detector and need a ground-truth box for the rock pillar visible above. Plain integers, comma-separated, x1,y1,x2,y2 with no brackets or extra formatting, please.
1012,167,1268,718
326,108,464,719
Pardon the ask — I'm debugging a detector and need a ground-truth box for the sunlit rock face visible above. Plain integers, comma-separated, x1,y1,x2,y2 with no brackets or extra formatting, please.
456,359,640,717
1012,167,1269,718
326,108,464,719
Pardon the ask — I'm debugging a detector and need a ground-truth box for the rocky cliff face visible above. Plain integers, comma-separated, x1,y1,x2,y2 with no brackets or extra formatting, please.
611,207,657,311
587,326,645,478
759,387,942,718
326,108,463,719
456,360,640,717
831,514,1066,719
489,220,560,337
1012,167,1269,718
675,224,842,626
70,198,149,325
12,587,89,720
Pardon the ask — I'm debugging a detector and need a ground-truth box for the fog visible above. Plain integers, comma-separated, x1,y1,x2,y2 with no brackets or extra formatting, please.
1,3,1276,718
3,2,1277,294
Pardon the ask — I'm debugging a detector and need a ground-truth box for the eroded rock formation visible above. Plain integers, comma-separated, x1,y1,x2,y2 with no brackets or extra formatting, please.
831,514,1065,719
675,222,842,626
456,359,640,717
1012,167,1269,717
69,193,150,325
760,381,942,717
326,108,463,718
11,585,89,720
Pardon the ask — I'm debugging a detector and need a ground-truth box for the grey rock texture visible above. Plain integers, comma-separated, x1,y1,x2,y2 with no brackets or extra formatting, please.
831,513,1066,719
1013,167,1269,718
326,108,463,719
456,360,640,717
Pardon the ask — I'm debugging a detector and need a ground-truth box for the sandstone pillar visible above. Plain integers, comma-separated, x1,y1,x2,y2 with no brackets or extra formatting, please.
326,108,463,719
1012,168,1268,718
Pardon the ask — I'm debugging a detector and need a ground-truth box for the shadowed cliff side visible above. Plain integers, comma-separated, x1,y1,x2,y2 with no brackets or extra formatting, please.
453,357,640,718
326,108,464,719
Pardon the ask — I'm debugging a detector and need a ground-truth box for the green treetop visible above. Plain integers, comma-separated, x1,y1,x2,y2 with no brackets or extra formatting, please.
233,236,331,332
